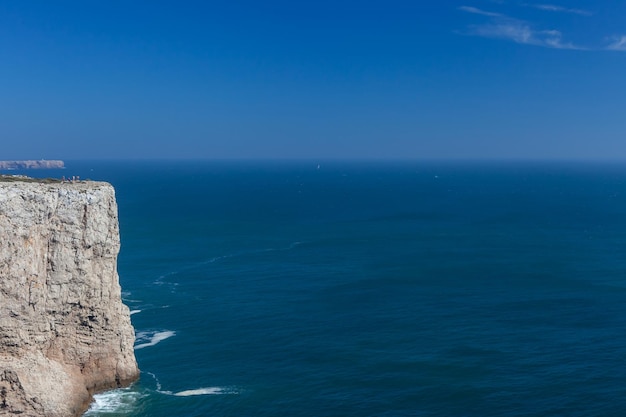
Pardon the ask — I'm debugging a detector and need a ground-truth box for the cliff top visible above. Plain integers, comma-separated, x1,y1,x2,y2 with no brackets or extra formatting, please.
0,175,108,187
0,175,63,184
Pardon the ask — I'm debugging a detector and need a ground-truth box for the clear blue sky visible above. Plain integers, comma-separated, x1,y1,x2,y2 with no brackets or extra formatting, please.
2,0,626,160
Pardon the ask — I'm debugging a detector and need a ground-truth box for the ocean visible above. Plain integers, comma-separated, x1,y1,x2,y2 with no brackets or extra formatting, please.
12,160,626,416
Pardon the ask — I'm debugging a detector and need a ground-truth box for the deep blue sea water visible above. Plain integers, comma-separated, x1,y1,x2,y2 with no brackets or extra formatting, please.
12,161,626,416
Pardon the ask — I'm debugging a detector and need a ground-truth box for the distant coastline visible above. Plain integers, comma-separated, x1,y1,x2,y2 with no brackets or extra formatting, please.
0,160,65,170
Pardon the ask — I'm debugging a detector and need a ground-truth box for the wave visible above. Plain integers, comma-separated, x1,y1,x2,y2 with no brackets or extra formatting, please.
134,330,176,350
129,309,142,315
83,387,144,415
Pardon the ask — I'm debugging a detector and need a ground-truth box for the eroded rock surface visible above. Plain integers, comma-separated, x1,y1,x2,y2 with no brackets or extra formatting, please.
0,180,139,416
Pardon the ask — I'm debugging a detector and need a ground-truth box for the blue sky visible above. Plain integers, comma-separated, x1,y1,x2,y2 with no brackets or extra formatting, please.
1,0,626,160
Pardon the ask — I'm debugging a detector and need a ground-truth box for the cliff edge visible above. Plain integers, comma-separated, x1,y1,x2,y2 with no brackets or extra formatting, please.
0,180,139,416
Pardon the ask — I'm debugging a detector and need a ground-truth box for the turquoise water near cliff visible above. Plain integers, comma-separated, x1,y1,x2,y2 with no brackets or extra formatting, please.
20,161,626,417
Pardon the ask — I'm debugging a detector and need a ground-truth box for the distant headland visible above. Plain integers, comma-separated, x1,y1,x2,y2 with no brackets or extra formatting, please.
0,160,65,170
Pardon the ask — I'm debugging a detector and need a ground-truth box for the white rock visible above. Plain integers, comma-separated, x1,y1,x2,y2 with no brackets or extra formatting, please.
0,180,139,416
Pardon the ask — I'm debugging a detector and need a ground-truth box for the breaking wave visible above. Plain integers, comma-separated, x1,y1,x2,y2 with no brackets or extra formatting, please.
83,387,145,415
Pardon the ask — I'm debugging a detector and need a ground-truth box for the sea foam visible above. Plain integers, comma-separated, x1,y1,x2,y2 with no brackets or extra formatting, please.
147,372,238,397
134,330,176,350
83,387,144,415
159,387,238,396
175,387,234,396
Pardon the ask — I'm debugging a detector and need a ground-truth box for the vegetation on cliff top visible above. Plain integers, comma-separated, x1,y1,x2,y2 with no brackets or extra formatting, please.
0,175,63,184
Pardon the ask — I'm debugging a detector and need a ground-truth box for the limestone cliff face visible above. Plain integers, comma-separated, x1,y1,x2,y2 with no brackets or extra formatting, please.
0,180,139,416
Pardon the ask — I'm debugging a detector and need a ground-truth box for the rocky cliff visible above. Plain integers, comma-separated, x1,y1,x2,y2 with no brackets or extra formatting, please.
0,180,139,416
0,160,65,170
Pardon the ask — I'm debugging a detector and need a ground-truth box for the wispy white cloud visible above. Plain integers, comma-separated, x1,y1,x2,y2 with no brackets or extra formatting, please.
470,20,581,49
460,4,626,51
606,36,626,51
458,6,504,18
460,4,588,50
527,3,593,16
